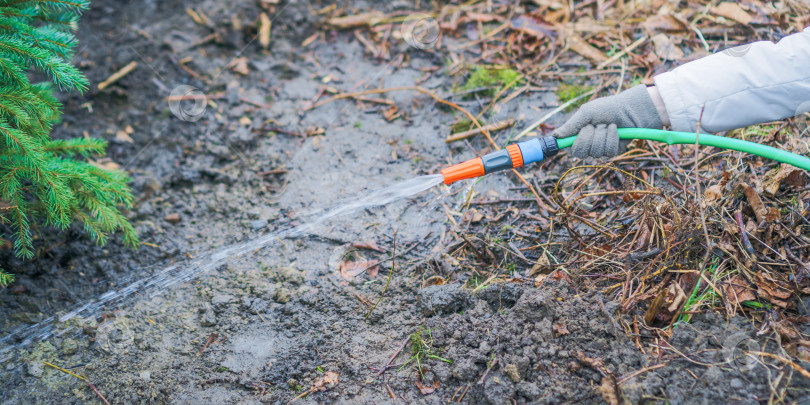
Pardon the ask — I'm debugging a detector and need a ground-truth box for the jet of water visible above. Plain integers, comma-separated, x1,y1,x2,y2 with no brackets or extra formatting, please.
0,174,445,357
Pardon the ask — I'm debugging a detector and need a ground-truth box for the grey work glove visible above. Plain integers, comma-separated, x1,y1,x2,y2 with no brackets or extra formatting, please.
552,85,663,159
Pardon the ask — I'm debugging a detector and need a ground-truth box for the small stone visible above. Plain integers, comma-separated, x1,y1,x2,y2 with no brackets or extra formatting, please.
139,371,151,381
60,338,78,355
164,213,181,223
137,202,153,216
27,362,43,377
274,287,291,304
211,293,237,310
250,219,267,231
505,363,521,383
277,267,305,285
200,303,217,326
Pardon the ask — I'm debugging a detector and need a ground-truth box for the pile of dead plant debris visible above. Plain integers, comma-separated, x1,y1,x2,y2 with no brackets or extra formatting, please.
307,0,810,365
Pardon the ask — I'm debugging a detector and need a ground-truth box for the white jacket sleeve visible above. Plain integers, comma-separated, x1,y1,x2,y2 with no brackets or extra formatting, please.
653,28,810,133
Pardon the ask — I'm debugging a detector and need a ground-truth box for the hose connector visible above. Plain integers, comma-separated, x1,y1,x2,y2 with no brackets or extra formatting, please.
441,136,559,185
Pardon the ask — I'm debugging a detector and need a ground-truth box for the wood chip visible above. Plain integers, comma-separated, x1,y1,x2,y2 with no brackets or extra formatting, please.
259,12,272,48
97,61,137,90
326,11,385,29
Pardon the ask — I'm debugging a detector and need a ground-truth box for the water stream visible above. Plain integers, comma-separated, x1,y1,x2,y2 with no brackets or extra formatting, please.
0,174,445,358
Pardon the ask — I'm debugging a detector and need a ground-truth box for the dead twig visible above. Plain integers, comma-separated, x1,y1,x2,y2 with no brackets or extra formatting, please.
366,231,397,319
43,361,111,405
446,118,515,143
97,61,137,90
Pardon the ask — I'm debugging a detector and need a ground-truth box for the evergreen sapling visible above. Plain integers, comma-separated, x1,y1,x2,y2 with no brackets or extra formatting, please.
0,0,138,286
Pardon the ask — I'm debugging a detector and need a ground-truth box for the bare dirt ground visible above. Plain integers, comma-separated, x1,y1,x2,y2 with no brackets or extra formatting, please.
1,0,810,403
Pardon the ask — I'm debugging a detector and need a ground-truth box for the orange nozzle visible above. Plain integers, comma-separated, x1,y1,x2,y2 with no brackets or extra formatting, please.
441,157,485,185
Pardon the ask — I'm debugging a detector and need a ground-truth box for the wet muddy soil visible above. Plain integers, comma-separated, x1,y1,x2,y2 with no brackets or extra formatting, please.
1,0,809,403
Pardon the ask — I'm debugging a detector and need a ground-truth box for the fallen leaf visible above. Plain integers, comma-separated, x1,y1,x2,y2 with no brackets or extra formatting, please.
552,322,570,336
326,12,385,29
651,33,683,60
722,275,756,306
704,184,723,204
763,164,807,195
259,12,272,48
228,57,250,75
115,130,133,143
339,260,380,279
306,126,326,136
382,105,400,121
415,381,438,395
641,14,687,33
311,371,339,392
756,273,793,308
741,183,768,224
598,374,621,405
422,275,446,287
350,241,383,252
511,15,555,38
711,2,753,25
566,34,607,63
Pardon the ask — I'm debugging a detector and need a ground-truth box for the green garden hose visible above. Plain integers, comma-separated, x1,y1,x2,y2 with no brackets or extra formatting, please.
441,128,810,185
558,128,810,171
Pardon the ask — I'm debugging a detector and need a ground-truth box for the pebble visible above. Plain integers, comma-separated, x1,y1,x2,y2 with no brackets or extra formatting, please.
250,219,266,230
211,293,237,310
164,213,181,224
505,363,521,382
200,303,217,326
274,288,292,304
27,362,43,378
277,267,305,285
139,371,151,381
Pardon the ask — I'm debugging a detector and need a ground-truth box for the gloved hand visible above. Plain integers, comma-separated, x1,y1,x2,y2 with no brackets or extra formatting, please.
552,85,664,159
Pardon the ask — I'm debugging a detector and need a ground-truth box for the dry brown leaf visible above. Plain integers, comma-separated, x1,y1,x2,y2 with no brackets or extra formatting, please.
306,126,326,136
326,11,385,29
742,183,768,223
764,207,781,222
115,130,133,143
312,371,339,392
511,15,554,38
723,275,756,306
228,57,250,75
553,322,570,336
339,260,380,279
415,381,438,395
704,184,723,204
382,105,400,121
350,241,383,252
598,375,621,405
764,164,807,195
711,2,753,25
756,273,792,308
567,34,607,63
259,12,272,48
651,33,683,60
422,275,446,288
641,14,687,33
